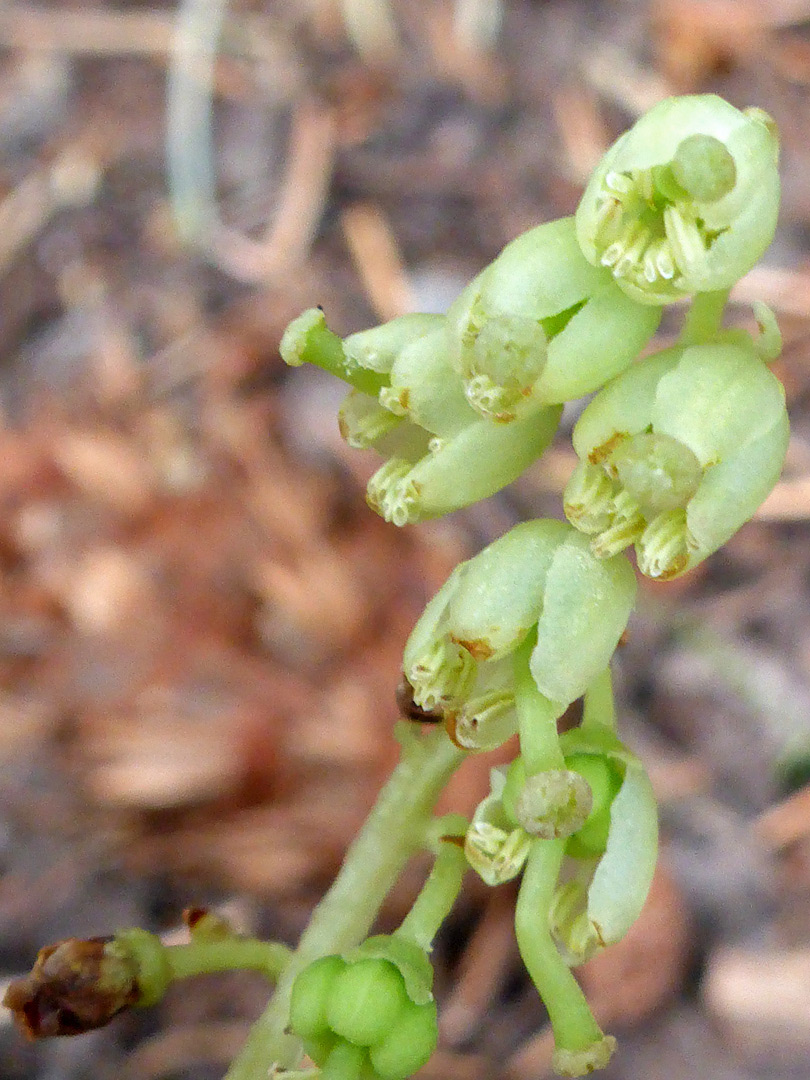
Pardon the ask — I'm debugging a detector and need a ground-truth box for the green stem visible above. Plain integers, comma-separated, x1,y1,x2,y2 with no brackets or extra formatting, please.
224,726,464,1080
280,308,388,396
580,666,615,734
397,833,468,950
514,839,603,1053
678,288,730,346
514,632,566,776
165,939,291,983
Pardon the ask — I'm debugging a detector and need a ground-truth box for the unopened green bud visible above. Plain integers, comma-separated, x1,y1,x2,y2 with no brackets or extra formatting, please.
289,936,437,1077
327,959,410,1046
447,217,661,419
289,955,347,1040
576,95,780,303
369,998,438,1080
565,341,789,578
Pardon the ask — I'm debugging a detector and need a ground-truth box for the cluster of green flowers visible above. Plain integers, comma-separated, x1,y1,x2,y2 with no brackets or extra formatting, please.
280,95,787,1078
6,95,786,1080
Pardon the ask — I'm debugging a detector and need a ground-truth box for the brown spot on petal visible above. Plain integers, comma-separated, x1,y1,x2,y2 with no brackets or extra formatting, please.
450,636,494,661
443,712,468,749
588,432,627,465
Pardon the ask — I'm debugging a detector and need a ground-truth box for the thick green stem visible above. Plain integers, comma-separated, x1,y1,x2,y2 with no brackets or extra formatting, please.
280,309,388,396
679,288,730,346
580,666,615,735
397,835,468,951
224,726,464,1080
165,939,291,983
514,839,603,1053
514,633,566,776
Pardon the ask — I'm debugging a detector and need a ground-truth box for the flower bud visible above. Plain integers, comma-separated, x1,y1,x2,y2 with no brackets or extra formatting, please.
288,936,437,1080
403,520,636,716
446,217,661,419
576,95,780,303
564,340,789,578
282,306,564,525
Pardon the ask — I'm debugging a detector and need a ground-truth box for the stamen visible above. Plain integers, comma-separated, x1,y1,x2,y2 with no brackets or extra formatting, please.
407,637,478,713
604,170,633,195
590,500,645,559
636,509,690,579
564,462,618,534
663,205,708,275
453,690,516,751
366,459,420,526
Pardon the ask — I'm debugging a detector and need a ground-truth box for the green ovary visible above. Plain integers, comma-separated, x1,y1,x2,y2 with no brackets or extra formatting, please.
606,432,703,517
564,754,624,860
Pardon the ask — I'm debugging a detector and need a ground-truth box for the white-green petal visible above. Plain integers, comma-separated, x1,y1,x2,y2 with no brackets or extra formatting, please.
581,761,658,949
444,520,570,659
540,283,661,404
651,343,787,466
571,349,678,461
386,326,479,438
685,409,790,560
344,314,445,374
377,406,562,525
530,537,636,705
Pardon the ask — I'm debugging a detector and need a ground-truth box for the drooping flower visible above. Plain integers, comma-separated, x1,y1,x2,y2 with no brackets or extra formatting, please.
564,339,789,578
575,95,780,304
445,217,661,420
281,308,562,526
402,520,636,745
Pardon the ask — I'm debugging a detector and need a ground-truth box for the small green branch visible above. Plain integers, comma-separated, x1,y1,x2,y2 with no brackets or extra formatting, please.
165,938,291,983
280,308,388,397
678,288,730,346
514,632,566,776
514,839,603,1053
224,725,464,1080
580,666,616,735
397,832,468,951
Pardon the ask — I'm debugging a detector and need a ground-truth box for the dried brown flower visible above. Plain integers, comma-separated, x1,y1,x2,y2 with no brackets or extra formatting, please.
3,937,140,1039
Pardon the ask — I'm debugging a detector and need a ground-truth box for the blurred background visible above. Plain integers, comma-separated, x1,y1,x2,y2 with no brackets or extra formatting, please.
1,1,810,1078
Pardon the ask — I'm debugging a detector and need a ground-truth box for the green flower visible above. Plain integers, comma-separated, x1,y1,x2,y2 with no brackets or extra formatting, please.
288,936,437,1080
548,726,659,967
564,340,789,578
281,308,561,526
445,217,661,420
575,95,780,303
402,520,636,744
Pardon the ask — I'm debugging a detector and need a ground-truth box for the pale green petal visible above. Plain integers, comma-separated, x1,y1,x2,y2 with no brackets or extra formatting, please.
445,519,570,659
344,314,445,374
386,326,479,438
685,409,790,561
530,537,636,704
652,343,787,466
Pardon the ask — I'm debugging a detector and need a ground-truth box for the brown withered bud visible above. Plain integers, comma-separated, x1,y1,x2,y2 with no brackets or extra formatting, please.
3,937,140,1039
396,674,442,723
